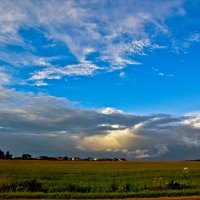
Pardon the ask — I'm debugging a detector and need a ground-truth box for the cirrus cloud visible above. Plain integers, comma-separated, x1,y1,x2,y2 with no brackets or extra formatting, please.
1,0,197,86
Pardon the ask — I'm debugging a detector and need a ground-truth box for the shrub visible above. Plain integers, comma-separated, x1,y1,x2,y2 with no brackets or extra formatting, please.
123,182,131,192
0,179,18,192
0,179,46,192
17,179,44,192
65,184,91,193
110,181,118,192
166,180,182,190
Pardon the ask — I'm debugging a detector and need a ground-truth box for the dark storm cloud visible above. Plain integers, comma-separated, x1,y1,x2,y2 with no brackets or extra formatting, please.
0,87,200,160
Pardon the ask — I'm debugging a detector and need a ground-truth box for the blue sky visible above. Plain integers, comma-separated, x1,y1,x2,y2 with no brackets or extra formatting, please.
0,0,200,160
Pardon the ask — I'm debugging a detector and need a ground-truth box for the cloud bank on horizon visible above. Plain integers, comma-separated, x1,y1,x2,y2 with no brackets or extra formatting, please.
0,87,200,160
0,0,200,159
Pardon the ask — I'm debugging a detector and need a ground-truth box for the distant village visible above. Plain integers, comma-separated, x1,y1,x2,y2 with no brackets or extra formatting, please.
0,149,127,161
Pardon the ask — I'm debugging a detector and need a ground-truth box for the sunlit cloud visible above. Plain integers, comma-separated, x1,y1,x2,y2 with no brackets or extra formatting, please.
0,87,200,160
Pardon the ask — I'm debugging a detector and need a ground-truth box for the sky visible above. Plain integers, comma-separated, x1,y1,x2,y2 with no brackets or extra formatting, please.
0,0,200,160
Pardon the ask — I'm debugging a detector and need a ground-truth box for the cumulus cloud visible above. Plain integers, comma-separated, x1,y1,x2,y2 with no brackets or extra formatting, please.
181,114,200,128
99,107,124,115
78,128,136,152
0,87,200,160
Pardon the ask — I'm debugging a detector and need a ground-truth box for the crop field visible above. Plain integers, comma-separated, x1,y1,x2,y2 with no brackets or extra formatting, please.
0,160,200,199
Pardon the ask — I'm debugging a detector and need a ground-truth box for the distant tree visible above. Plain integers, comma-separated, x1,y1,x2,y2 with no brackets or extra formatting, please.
5,151,12,159
0,149,5,159
22,154,32,159
64,156,69,160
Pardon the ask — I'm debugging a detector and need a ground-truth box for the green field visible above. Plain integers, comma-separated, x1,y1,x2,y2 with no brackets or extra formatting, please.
0,160,200,199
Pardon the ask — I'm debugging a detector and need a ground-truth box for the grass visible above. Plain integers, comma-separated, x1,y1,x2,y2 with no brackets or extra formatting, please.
0,160,200,199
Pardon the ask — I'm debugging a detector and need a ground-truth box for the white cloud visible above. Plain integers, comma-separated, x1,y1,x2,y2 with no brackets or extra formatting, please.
119,71,126,78
30,61,101,84
0,67,12,86
152,67,174,78
0,0,187,83
0,1,26,46
99,107,124,115
187,33,200,43
0,50,59,69
181,114,200,128
101,39,151,68
98,123,126,129
32,80,48,87
182,137,200,148
0,72,11,86
128,149,150,159
33,58,52,67
172,33,200,54
158,72,164,76
61,62,101,76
